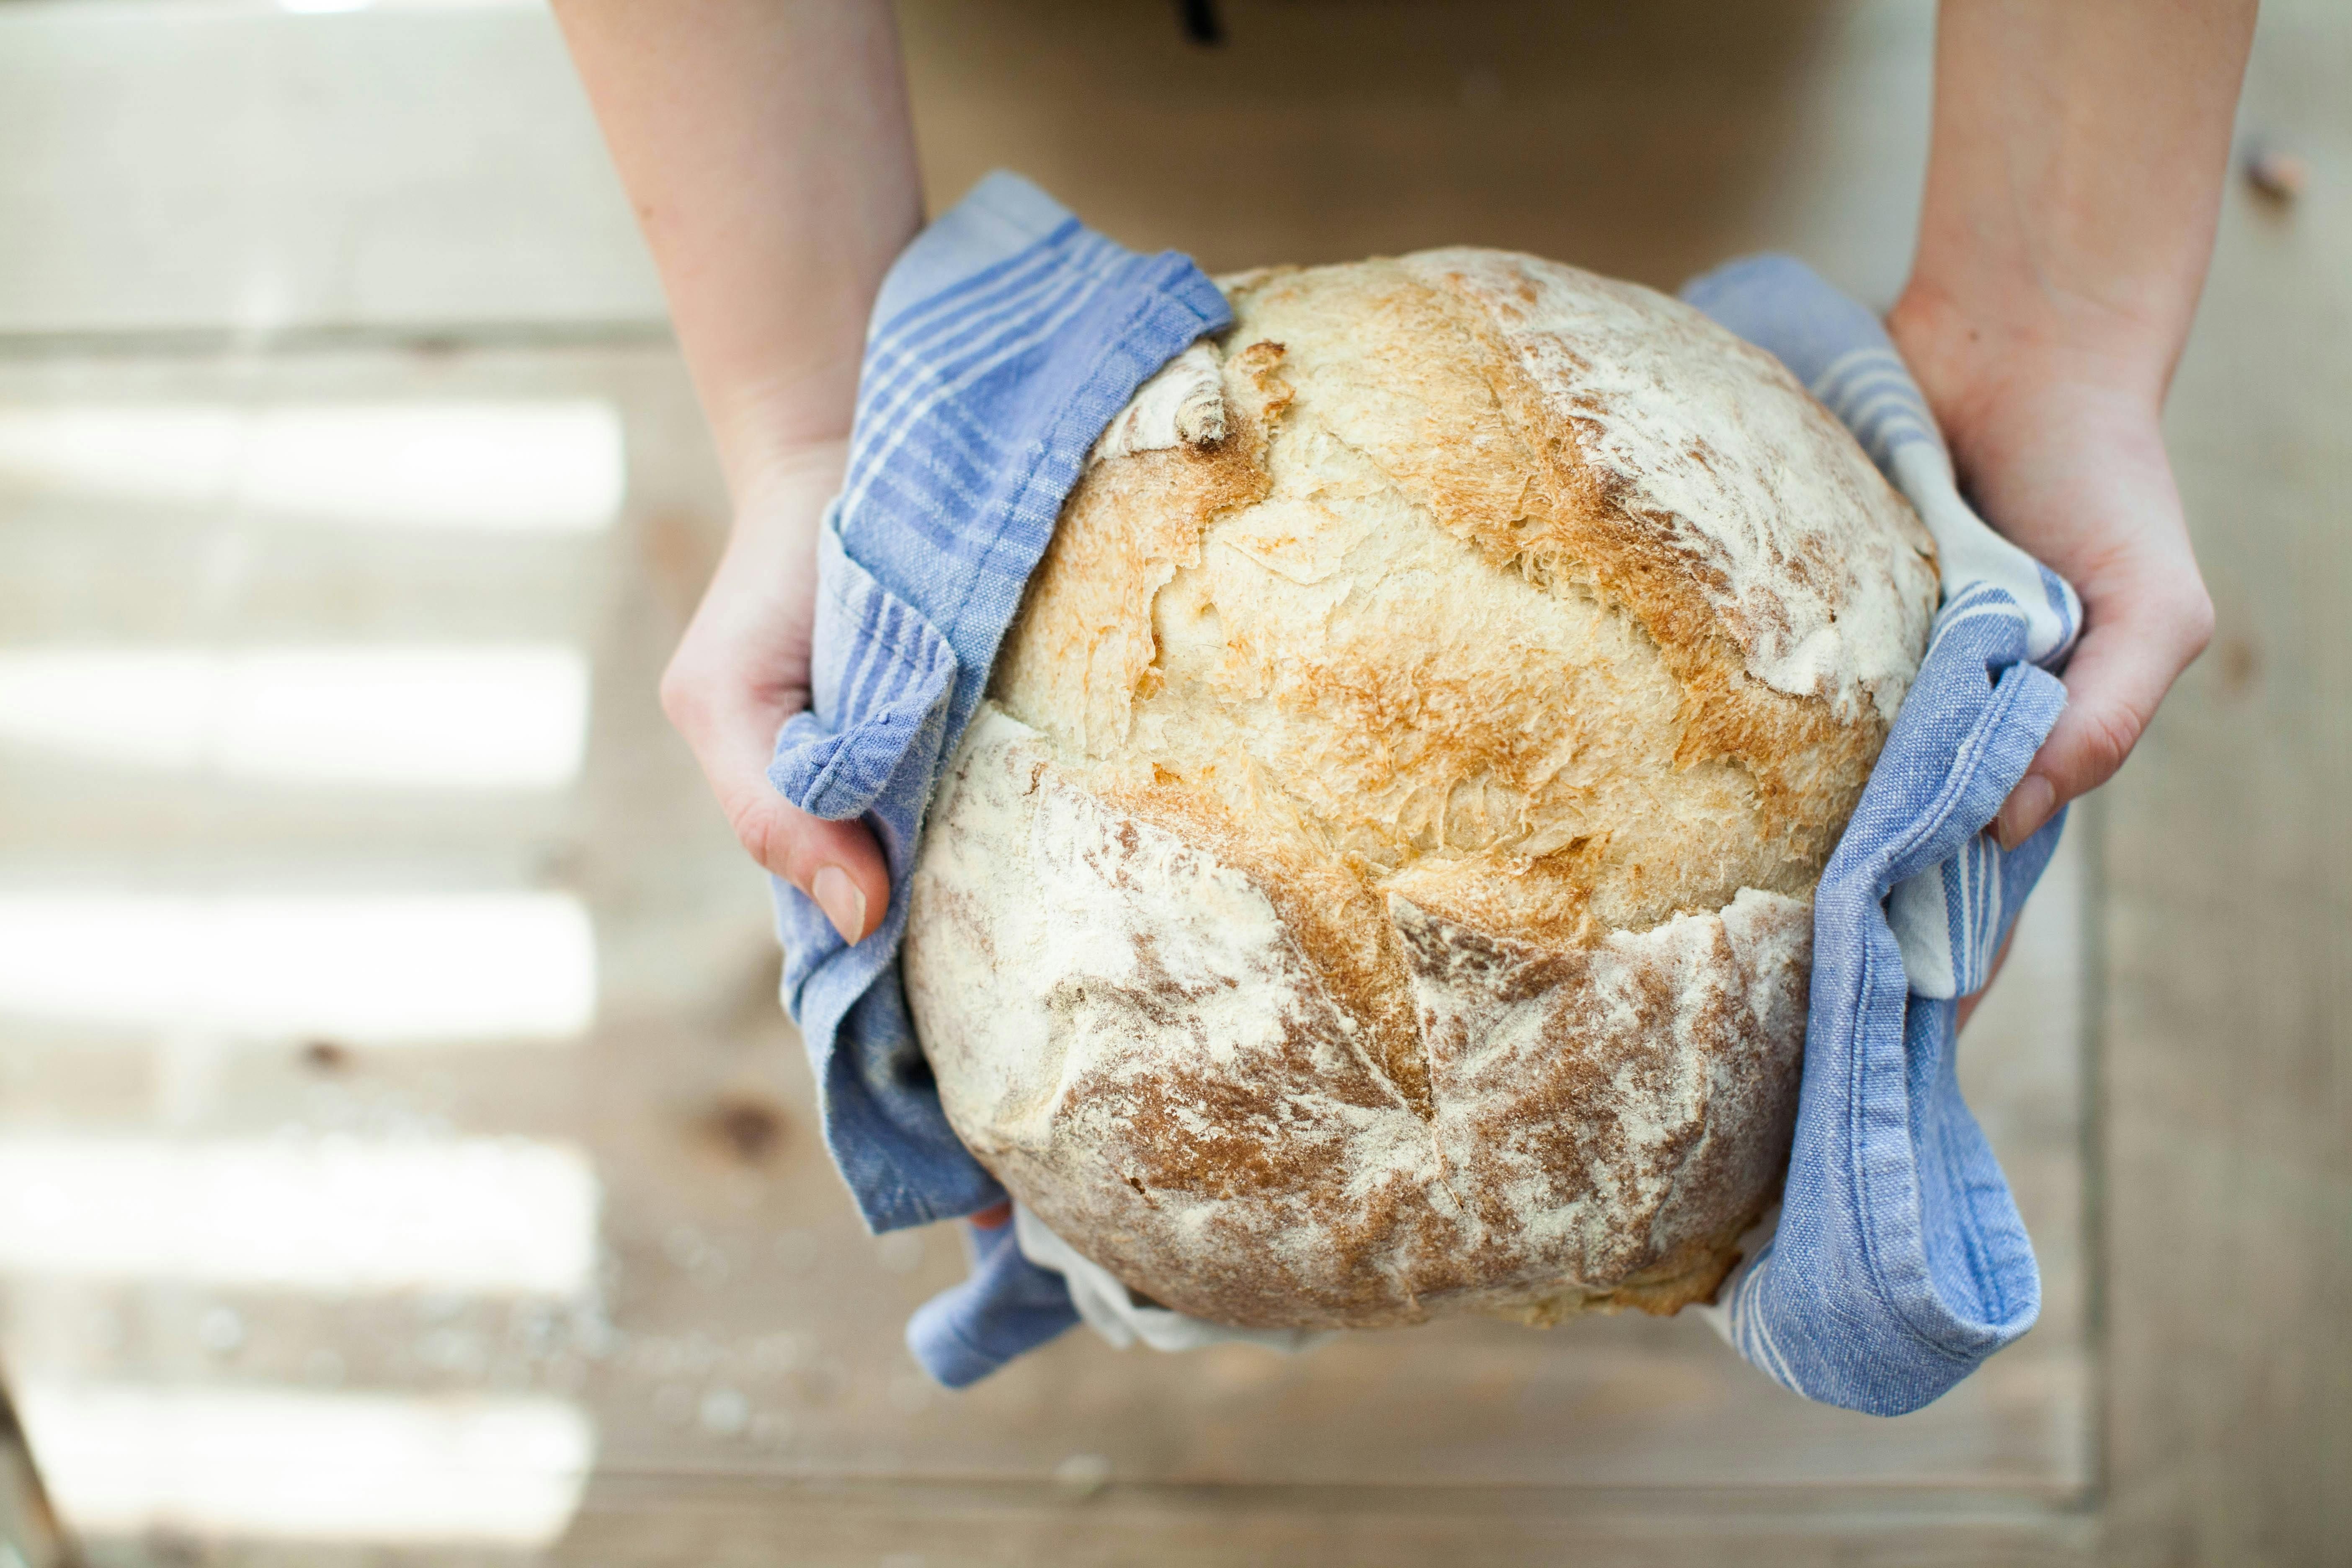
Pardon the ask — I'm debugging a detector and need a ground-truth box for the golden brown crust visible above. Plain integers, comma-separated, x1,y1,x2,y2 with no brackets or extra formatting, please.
905,716,1810,1329
915,250,1937,1332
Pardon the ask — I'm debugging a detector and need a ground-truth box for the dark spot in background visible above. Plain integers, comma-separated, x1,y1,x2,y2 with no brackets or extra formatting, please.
1177,0,1223,46
704,1094,787,1163
301,1039,351,1073
2243,138,2309,205
2217,634,2260,695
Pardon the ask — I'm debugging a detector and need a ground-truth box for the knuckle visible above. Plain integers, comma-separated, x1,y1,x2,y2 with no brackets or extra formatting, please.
726,797,784,875
728,794,828,887
2072,703,2143,788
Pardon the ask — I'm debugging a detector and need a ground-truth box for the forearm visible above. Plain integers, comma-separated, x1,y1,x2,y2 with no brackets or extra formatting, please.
553,0,921,500
1885,0,2252,864
1893,0,2257,416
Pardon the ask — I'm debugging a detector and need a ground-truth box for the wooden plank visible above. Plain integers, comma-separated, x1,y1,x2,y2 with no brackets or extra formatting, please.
20,0,2277,1556
0,3,663,338
557,1477,2098,1568
897,0,1932,302
2101,1,2352,1560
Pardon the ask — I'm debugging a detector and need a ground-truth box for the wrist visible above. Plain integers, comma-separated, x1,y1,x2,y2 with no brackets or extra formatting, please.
722,428,851,532
1886,279,2169,452
695,345,864,511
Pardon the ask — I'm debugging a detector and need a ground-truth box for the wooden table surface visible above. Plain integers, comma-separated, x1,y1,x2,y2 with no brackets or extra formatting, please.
0,2,2340,1563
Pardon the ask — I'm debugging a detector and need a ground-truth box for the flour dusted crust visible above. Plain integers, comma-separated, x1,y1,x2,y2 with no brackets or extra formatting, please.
904,252,1937,1329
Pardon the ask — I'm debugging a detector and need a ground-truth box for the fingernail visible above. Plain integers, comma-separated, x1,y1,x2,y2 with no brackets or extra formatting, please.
811,865,867,944
1994,774,2056,852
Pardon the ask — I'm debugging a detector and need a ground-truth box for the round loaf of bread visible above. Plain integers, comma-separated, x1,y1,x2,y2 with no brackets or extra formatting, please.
904,250,1939,1330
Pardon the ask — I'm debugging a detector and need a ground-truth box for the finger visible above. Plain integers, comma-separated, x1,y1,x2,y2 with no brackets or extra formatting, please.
1994,576,2212,850
664,671,892,944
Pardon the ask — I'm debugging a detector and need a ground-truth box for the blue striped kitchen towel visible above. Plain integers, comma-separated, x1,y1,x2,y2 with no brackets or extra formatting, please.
770,169,2081,1412
1680,255,2080,1414
763,170,1230,1267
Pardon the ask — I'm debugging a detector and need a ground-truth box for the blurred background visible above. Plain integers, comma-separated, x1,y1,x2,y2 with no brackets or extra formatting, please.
0,1,2340,1563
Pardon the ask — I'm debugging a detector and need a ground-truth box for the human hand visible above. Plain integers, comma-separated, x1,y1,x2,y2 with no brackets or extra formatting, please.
1883,0,2249,1028
1889,291,2215,851
658,439,890,945
554,0,918,947
1889,291,2214,1031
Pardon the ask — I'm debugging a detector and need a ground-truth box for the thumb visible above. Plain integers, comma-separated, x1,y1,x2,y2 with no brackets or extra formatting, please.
727,771,892,947
667,680,892,945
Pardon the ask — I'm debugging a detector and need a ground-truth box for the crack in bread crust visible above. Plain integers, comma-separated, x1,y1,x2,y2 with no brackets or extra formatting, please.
908,250,1933,1331
906,713,1808,1328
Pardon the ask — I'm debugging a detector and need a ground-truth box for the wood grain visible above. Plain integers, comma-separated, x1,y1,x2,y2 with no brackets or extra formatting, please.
1,0,2340,1560
2101,2,2352,1560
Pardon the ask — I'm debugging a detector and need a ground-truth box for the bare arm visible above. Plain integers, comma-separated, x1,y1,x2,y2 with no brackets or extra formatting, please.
553,0,921,943
1892,0,2252,851
1893,0,2254,1027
